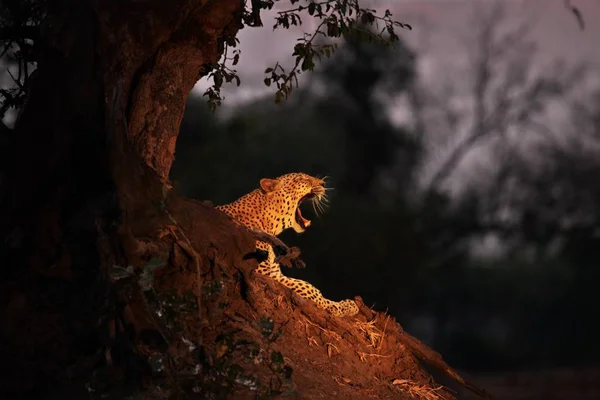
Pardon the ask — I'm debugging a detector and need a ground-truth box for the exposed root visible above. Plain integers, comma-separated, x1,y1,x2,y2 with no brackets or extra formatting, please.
391,379,446,400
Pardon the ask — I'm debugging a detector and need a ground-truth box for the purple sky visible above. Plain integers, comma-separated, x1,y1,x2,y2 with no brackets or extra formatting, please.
192,0,600,104
191,0,600,200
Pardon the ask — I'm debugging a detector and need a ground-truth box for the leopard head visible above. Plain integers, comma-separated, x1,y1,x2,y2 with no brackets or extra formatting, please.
259,172,330,234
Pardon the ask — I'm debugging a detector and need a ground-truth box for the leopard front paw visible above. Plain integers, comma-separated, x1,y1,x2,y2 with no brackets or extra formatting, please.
339,299,359,316
326,300,359,317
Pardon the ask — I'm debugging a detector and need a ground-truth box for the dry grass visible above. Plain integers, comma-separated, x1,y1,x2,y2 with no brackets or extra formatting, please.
355,319,382,347
391,379,446,400
334,375,353,386
273,294,291,311
300,318,321,347
354,316,392,364
357,351,392,363
303,321,319,347
354,315,391,350
326,342,340,358
302,316,342,341
300,316,343,358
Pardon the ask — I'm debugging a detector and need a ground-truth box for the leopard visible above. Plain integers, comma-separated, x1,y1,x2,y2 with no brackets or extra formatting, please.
216,172,359,317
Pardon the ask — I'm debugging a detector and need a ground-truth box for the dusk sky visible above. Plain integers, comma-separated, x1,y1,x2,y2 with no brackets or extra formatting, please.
191,0,600,196
193,0,599,105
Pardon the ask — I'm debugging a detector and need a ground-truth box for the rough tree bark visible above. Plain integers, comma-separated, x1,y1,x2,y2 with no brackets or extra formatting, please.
0,1,490,399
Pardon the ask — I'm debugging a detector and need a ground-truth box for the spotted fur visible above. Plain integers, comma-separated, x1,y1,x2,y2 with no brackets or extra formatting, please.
217,173,359,317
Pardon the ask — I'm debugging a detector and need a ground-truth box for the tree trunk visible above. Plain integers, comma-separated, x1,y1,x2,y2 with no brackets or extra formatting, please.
0,0,243,395
0,1,490,399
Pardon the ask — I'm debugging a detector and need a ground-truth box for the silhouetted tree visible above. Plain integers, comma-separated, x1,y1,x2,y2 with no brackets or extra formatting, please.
315,29,418,196
412,0,587,195
3,2,472,399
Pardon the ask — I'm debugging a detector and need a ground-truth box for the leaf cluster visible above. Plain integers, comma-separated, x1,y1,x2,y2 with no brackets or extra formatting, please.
0,0,412,116
203,0,411,110
203,43,243,112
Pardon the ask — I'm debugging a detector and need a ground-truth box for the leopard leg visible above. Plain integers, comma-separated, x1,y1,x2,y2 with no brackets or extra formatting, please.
275,275,359,317
255,240,282,278
254,241,358,317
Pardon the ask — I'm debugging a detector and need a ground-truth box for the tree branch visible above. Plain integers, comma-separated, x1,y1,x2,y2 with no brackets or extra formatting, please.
424,2,586,193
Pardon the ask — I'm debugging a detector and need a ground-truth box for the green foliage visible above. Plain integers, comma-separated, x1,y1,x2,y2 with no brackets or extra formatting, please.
204,43,243,112
204,0,411,110
263,1,410,105
203,279,225,297
258,317,275,338
270,350,284,366
171,94,349,203
0,0,410,118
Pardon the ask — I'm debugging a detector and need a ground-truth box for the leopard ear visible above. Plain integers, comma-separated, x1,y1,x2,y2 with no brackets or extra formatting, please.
260,178,283,193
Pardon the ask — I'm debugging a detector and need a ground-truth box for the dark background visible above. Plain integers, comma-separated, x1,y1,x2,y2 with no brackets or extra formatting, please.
171,12,600,376
1,0,598,397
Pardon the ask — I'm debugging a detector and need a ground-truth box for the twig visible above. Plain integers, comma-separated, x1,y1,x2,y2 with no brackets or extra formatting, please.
377,315,390,351
564,0,585,30
276,0,337,15
164,208,203,346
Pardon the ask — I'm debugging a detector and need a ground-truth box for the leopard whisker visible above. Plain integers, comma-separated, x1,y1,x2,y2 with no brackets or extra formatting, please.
317,198,328,214
312,199,319,217
316,198,325,216
319,194,330,210
311,197,323,216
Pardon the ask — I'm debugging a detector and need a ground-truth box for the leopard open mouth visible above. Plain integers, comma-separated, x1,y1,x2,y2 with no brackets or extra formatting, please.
295,193,315,230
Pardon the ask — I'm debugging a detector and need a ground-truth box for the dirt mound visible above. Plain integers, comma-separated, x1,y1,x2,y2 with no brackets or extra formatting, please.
128,195,490,399
0,193,491,399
